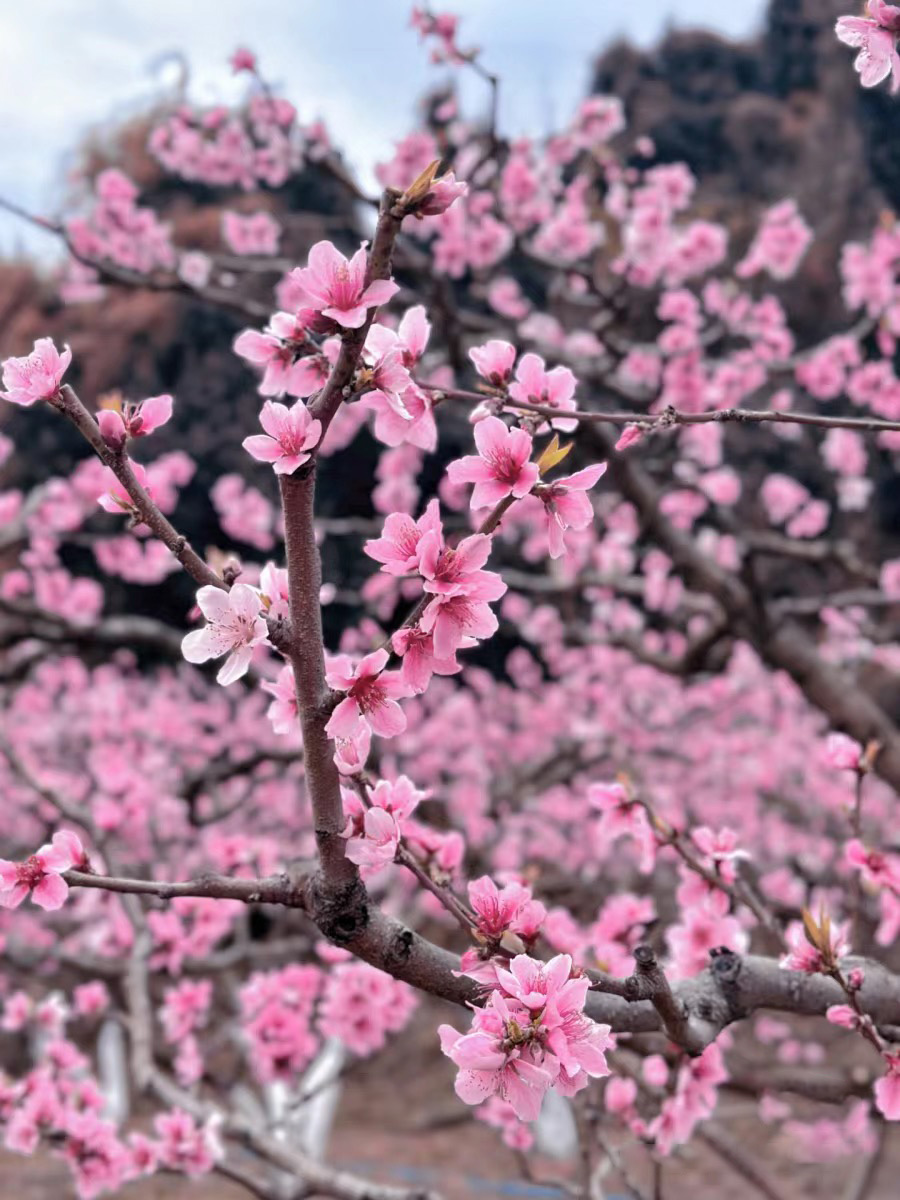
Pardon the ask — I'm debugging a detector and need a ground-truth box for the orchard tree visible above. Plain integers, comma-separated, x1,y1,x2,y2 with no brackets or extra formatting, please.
0,6,899,1198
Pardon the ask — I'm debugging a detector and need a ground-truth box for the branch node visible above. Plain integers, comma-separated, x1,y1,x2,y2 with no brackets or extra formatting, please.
306,870,369,945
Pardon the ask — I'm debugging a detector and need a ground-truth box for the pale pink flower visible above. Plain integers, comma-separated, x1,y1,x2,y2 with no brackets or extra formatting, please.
874,1053,900,1120
535,463,606,558
259,561,290,620
420,591,502,658
439,998,556,1122
417,527,504,599
230,47,257,73
289,241,399,329
692,826,750,883
392,624,465,692
881,558,900,598
0,830,85,911
447,416,539,508
1,339,71,406
365,500,441,575
468,876,545,944
181,583,268,685
780,919,850,974
74,982,110,1017
394,305,431,368
441,956,611,1120
97,394,173,448
844,839,900,891
643,1055,669,1088
333,725,371,775
469,340,516,388
360,325,415,420
243,399,321,473
508,353,578,430
836,2,900,92
488,278,531,319
605,1076,638,1114
736,200,812,281
233,313,324,398
178,251,212,289
414,171,468,216
261,664,298,735
824,732,863,771
494,953,584,1012
97,461,153,514
342,805,400,869
154,1110,221,1176
369,381,437,451
589,783,656,873
325,648,410,739
476,1097,534,1151
161,979,213,1043
318,961,417,1055
825,1004,858,1029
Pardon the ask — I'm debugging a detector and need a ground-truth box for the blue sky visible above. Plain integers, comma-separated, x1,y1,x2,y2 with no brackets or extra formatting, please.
0,1,766,259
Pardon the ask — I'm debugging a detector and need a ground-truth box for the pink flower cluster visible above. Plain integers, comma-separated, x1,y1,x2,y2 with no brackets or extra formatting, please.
222,209,281,256
234,310,335,399
736,200,812,281
440,954,612,1121
340,774,426,868
318,961,418,1056
362,309,438,451
363,503,508,691
460,876,547,982
410,7,467,64
66,169,175,275
149,83,303,189
239,965,321,1082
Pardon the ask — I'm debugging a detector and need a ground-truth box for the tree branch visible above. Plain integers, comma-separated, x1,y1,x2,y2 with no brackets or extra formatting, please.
52,385,225,591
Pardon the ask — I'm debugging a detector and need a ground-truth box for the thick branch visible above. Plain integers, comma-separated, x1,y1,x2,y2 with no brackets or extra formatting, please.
279,467,355,886
59,861,900,1050
64,868,304,906
623,944,702,1052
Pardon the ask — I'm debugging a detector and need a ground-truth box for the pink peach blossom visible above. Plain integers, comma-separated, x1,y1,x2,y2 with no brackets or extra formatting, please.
181,583,268,686
447,416,539,508
836,3,900,92
325,648,410,739
289,240,399,329
535,463,606,558
874,1053,900,1120
243,399,322,474
0,830,85,911
1,339,71,406
469,339,516,387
